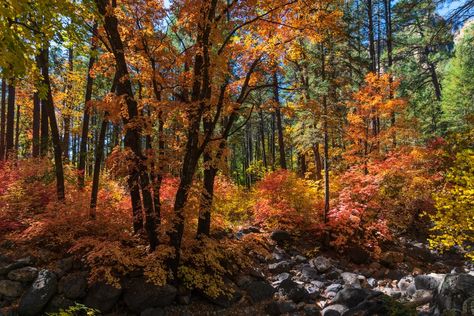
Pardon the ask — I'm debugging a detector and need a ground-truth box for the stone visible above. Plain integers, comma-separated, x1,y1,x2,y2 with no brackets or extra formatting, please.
325,283,343,294
276,272,291,282
367,278,377,288
140,308,165,316
463,297,474,316
265,301,298,315
303,304,321,316
0,258,33,276
269,261,292,274
436,273,474,312
386,269,404,281
270,230,291,243
380,251,404,268
321,304,348,316
340,272,361,288
294,255,308,263
310,256,332,273
0,280,23,297
406,283,416,296
414,273,444,291
84,282,122,313
18,269,58,316
331,288,370,308
243,280,275,302
44,295,74,313
397,276,413,292
301,266,320,280
123,277,177,312
58,272,87,299
7,267,38,283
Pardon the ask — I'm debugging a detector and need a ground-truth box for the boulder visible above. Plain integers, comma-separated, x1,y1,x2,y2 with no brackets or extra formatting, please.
340,272,362,288
243,280,276,302
331,288,370,308
7,267,38,283
84,282,122,313
301,266,320,280
18,269,57,316
303,304,321,316
44,294,74,313
123,277,177,312
0,257,33,276
310,256,332,273
435,273,474,312
279,279,309,303
0,280,23,297
265,301,298,315
321,304,348,316
270,230,291,243
58,272,87,299
397,276,413,292
140,308,165,316
414,273,444,291
269,261,292,274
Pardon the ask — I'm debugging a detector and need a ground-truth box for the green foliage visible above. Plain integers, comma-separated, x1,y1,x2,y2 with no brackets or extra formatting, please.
46,303,100,316
441,22,474,132
430,148,474,260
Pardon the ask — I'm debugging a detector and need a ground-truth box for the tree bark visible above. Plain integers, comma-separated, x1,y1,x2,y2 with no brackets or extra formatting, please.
367,0,376,73
39,45,65,200
5,83,15,158
312,143,323,180
15,100,20,155
273,73,287,169
62,47,74,161
0,80,6,160
32,92,41,157
78,23,97,188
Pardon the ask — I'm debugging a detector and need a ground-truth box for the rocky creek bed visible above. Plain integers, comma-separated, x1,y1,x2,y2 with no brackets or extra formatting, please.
0,228,473,316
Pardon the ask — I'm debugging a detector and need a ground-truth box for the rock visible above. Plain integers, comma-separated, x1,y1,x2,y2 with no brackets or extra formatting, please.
7,267,38,283
269,261,292,274
270,230,291,243
279,278,309,302
303,304,320,316
321,304,348,316
44,295,74,313
406,283,416,296
276,272,291,282
58,272,87,299
386,269,404,281
397,276,413,292
301,266,320,280
346,246,370,264
140,308,165,316
436,273,474,312
310,256,332,273
243,280,275,302
343,297,389,316
294,255,308,263
367,278,377,288
241,226,260,234
123,277,177,312
0,258,33,276
331,288,370,308
380,251,404,268
265,301,297,315
325,283,343,294
84,282,122,313
414,273,444,291
0,280,23,297
18,269,57,316
463,297,474,316
340,272,361,288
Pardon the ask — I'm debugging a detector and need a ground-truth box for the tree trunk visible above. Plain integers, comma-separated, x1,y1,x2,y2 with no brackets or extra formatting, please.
32,92,41,157
5,83,15,158
40,94,49,157
15,100,20,155
63,47,74,161
0,80,6,160
312,143,323,180
273,73,287,169
197,151,217,237
367,0,376,73
321,44,330,223
259,108,267,168
39,45,65,200
95,0,156,250
78,23,97,188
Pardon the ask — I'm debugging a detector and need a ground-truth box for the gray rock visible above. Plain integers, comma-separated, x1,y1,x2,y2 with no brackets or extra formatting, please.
265,301,297,315
325,283,343,294
276,272,291,282
414,273,444,291
243,280,275,302
7,267,38,283
322,304,348,316
436,273,474,312
301,266,319,280
84,282,122,313
270,230,291,243
58,272,87,299
123,277,177,312
331,288,370,308
304,304,320,316
0,258,33,276
340,272,361,288
367,278,377,288
406,283,416,296
397,276,413,292
294,255,308,263
0,280,23,297
140,308,165,316
310,256,332,273
269,261,292,274
463,297,474,316
18,269,58,316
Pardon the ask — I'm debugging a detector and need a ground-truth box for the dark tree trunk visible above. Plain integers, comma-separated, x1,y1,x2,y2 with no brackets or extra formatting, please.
78,23,97,188
321,45,330,223
39,45,65,200
96,0,156,250
312,143,323,180
15,100,20,155
273,73,287,169
259,108,267,168
0,80,6,160
63,47,74,161
40,96,49,157
32,92,41,157
367,0,376,73
5,83,15,158
90,117,108,218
